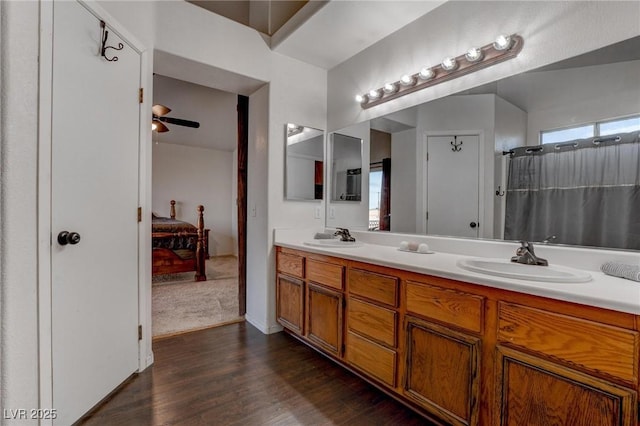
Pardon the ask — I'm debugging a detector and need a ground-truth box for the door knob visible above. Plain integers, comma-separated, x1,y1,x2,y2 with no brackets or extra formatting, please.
58,231,81,246
469,222,478,228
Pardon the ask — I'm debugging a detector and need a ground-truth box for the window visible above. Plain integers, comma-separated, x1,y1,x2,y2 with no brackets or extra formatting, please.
369,169,382,230
599,116,640,136
540,115,640,145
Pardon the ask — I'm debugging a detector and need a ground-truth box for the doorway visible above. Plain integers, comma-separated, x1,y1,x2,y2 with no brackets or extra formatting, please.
150,74,247,337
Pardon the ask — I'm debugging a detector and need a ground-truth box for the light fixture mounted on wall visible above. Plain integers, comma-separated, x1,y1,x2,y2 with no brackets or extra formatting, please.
356,34,523,109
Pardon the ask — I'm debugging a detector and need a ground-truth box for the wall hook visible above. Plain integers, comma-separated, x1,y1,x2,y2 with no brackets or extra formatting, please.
450,136,463,152
100,21,123,62
496,186,505,196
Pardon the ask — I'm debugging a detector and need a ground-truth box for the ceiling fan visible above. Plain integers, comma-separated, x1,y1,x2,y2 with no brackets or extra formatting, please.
152,104,200,133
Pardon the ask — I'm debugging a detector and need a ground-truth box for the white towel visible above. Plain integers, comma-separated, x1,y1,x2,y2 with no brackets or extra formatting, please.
601,261,640,282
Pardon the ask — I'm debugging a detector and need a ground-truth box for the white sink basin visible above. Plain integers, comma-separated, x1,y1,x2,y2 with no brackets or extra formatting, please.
457,258,592,283
304,239,364,248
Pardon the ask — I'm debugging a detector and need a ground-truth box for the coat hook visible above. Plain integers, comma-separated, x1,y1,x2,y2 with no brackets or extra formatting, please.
100,21,123,62
496,186,505,196
450,136,463,152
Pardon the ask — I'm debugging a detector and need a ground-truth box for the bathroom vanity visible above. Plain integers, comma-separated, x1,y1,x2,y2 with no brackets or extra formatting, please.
274,234,640,425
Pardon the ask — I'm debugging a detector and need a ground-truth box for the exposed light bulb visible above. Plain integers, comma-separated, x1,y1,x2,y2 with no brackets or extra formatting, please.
441,57,457,71
355,94,365,103
287,123,297,129
383,83,397,94
418,67,435,80
400,74,415,86
465,47,483,62
493,34,511,51
368,89,381,99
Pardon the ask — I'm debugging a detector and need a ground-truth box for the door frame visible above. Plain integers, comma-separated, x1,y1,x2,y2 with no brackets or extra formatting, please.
37,1,151,420
421,130,485,236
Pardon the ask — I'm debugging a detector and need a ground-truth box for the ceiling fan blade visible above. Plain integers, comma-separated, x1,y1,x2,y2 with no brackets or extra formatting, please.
158,116,200,129
152,104,171,117
152,120,170,133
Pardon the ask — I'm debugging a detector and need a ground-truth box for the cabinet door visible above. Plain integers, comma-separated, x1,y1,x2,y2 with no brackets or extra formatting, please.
307,282,343,356
495,345,637,426
276,274,304,335
404,316,481,426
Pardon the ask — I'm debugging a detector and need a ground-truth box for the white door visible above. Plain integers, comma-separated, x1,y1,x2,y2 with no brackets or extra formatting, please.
426,135,480,238
51,2,141,424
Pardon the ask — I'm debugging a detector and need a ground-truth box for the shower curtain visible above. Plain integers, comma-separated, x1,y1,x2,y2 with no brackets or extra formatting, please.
504,132,640,250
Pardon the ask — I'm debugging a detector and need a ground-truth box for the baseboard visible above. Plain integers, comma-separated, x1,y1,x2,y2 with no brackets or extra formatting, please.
245,314,283,335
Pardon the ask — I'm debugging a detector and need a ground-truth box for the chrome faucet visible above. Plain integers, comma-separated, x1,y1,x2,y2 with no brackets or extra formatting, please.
334,227,356,242
511,241,548,266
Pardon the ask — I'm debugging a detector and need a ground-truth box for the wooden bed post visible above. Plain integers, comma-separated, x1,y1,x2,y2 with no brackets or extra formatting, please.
195,205,207,281
170,200,176,219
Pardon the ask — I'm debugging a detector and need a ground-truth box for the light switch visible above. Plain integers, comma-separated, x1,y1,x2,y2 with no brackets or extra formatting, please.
314,206,321,219
329,207,336,219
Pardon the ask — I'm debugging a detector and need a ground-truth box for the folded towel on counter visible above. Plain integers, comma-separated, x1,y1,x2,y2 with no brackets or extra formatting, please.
601,261,640,282
314,232,335,240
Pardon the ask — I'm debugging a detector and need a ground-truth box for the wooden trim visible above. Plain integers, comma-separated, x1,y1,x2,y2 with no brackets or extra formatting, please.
237,95,248,316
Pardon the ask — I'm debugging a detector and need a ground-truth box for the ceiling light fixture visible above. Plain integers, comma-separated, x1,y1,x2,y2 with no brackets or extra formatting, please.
465,47,483,62
354,33,523,109
441,57,457,71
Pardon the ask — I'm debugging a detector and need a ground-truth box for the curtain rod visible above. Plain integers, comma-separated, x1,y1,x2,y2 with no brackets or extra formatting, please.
504,131,638,158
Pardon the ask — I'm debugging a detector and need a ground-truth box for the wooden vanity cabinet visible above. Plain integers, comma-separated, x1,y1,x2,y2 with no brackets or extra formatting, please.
274,246,640,426
345,268,399,387
275,247,346,358
495,345,637,426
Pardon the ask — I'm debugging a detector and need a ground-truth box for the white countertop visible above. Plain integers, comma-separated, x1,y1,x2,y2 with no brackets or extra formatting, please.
274,231,640,315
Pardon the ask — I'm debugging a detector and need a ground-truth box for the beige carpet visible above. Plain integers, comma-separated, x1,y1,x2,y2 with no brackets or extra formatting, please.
152,256,242,338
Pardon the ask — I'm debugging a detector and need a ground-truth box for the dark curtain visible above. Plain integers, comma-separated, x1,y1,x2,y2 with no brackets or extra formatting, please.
380,158,391,231
504,132,640,250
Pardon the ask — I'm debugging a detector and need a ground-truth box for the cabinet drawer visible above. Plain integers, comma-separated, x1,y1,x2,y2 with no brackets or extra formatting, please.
498,302,639,384
307,259,344,290
277,252,304,278
348,297,397,348
406,281,484,334
349,268,398,307
346,331,396,387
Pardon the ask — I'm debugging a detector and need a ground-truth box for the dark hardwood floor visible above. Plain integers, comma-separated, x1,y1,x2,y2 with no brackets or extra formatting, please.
81,322,434,425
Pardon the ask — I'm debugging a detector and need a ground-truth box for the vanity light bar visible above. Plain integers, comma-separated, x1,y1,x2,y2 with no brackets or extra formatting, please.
356,34,523,109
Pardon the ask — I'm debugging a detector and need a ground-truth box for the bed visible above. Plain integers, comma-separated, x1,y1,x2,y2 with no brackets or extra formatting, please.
152,200,209,281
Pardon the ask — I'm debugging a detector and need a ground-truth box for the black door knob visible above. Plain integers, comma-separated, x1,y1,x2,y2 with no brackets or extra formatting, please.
470,222,478,228
58,231,81,245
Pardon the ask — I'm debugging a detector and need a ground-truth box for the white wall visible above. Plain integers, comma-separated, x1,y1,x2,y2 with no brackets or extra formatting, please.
328,1,640,132
390,129,417,233
152,143,236,256
497,60,640,146
1,2,40,421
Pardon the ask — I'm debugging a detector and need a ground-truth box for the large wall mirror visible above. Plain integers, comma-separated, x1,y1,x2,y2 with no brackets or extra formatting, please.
285,123,325,201
330,36,640,251
330,133,363,202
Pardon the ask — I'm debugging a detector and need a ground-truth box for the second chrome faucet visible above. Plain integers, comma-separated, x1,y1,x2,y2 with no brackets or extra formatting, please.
511,241,548,266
